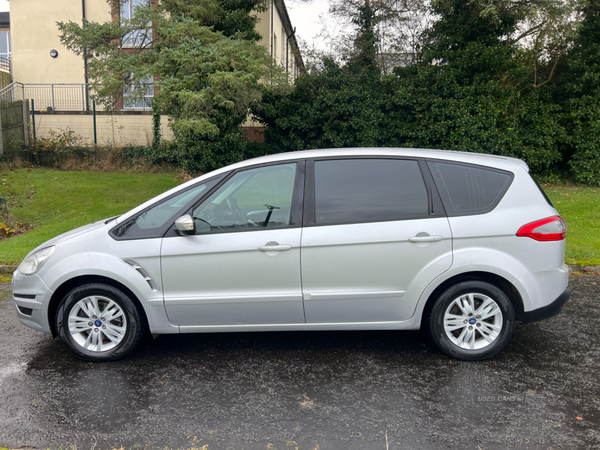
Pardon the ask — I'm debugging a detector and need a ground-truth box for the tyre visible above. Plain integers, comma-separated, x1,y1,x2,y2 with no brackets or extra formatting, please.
427,280,515,361
55,283,146,362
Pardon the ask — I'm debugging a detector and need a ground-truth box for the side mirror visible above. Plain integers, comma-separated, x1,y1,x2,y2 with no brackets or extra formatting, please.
175,214,195,236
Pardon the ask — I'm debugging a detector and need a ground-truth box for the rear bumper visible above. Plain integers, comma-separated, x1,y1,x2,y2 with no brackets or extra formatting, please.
520,284,572,324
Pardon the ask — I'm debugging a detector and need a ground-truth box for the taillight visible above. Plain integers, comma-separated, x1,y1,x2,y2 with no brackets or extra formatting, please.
517,216,567,241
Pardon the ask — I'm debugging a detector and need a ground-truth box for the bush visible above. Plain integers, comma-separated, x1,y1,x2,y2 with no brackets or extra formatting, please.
175,130,265,175
0,195,16,239
118,142,181,166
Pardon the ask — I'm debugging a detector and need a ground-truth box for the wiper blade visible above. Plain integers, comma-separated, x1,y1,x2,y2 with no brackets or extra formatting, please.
104,216,120,224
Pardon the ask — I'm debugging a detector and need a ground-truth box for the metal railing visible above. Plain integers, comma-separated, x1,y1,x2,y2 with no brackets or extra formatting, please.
24,83,90,111
0,82,154,112
0,56,10,72
0,82,90,111
0,82,25,104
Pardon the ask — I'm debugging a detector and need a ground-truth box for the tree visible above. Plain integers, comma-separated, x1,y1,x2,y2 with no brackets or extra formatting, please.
254,58,397,151
291,0,429,73
252,2,396,149
58,0,287,173
256,0,566,177
384,0,565,174
559,0,600,184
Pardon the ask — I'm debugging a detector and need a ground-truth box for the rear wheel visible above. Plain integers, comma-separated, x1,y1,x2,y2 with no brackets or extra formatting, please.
55,283,146,362
427,281,515,361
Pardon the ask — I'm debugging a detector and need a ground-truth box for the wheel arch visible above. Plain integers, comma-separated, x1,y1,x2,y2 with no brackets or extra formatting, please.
48,275,150,338
420,271,525,328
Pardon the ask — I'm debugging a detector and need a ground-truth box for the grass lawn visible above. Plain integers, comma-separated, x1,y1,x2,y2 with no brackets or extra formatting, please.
0,169,599,266
0,168,182,264
544,185,600,266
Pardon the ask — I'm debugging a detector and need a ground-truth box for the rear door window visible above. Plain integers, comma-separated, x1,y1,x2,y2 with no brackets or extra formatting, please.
314,158,429,225
427,160,513,216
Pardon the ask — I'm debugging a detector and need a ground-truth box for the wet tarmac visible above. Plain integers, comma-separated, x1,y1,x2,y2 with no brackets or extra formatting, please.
0,273,599,450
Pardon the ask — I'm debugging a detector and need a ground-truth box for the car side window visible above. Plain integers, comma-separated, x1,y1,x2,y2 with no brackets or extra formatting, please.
314,159,429,225
427,160,514,216
111,180,217,239
193,163,297,233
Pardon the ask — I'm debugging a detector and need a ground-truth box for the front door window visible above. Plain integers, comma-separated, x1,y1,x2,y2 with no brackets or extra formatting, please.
193,163,297,233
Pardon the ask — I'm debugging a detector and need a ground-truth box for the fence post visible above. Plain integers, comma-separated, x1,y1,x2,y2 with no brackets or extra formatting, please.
22,99,30,146
0,105,4,156
31,99,36,148
51,84,55,111
93,100,97,162
82,85,86,111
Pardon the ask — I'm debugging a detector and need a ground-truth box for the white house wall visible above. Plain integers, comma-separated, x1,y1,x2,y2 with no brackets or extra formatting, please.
10,0,111,84
33,113,174,146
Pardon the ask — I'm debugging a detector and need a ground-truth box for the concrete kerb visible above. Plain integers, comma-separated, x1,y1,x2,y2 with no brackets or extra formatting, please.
570,265,600,273
0,265,17,274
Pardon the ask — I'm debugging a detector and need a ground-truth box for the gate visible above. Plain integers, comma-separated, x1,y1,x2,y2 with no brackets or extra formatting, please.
0,100,29,155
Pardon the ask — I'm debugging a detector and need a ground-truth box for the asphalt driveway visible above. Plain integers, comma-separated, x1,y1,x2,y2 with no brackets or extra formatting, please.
0,273,599,450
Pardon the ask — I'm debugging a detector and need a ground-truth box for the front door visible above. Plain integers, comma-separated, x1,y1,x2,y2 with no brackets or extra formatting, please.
161,162,306,327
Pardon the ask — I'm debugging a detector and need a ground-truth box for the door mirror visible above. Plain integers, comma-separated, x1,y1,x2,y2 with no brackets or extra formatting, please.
175,214,195,236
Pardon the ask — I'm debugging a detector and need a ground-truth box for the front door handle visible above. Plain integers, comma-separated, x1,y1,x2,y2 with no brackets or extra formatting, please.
258,244,292,252
409,235,443,243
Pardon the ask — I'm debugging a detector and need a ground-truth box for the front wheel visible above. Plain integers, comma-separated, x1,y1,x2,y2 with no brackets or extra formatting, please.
55,283,146,362
427,281,515,361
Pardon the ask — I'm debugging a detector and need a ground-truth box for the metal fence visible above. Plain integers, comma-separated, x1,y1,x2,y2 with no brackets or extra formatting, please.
0,82,155,112
0,82,90,111
24,83,91,111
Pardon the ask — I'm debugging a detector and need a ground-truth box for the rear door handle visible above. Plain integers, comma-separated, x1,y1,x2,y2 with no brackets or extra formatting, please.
409,235,443,243
258,244,292,252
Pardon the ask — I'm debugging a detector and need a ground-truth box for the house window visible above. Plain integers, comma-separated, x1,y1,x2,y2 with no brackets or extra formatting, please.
121,0,152,47
0,31,11,60
123,75,153,110
281,26,285,65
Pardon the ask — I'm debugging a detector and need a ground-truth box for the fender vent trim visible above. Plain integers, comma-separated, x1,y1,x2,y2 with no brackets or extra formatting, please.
122,259,160,292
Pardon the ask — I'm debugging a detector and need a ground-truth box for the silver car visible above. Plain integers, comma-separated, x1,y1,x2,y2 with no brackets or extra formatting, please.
11,148,571,361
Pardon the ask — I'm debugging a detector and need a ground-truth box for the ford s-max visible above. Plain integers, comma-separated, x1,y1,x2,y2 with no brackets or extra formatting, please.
12,148,571,361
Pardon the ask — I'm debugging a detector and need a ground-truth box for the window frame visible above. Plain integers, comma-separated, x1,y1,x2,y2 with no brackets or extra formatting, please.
162,160,306,238
121,0,153,49
111,156,508,241
122,74,154,111
0,30,11,60
303,156,445,228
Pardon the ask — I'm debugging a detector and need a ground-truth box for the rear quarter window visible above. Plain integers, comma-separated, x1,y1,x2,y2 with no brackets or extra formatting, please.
427,160,514,216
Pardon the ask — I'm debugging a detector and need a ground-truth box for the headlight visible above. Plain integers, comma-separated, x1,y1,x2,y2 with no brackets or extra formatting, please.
19,246,55,275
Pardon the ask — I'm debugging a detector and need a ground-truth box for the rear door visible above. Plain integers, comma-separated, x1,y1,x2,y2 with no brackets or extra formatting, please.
300,158,453,323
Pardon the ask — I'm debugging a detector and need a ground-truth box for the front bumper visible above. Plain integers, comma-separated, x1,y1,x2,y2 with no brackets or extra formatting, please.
12,271,53,334
520,284,572,324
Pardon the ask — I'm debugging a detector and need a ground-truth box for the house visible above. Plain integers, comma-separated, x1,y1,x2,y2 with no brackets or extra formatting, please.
0,11,10,87
4,0,304,145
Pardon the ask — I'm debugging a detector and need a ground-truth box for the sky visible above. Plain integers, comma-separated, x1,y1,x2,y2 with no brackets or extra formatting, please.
0,0,328,32
285,0,331,47
0,0,330,47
